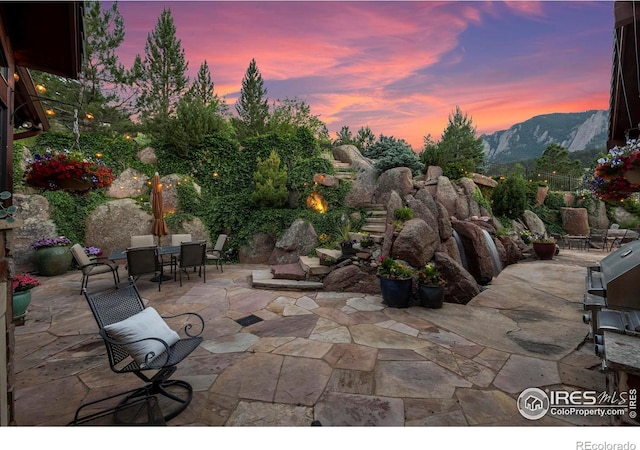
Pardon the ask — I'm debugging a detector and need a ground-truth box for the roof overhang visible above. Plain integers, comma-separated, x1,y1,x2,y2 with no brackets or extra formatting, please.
12,66,50,140
0,2,84,79
609,1,640,148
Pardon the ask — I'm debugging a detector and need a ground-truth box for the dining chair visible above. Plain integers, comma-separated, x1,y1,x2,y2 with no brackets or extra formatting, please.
170,234,192,246
130,235,155,248
206,234,227,273
173,241,207,286
70,244,120,294
126,246,163,291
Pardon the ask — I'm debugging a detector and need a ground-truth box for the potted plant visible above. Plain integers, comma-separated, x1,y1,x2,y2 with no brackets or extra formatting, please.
12,273,41,319
377,256,414,308
532,236,557,260
416,263,446,308
337,217,355,256
24,148,115,193
584,140,640,202
31,236,73,276
359,233,374,248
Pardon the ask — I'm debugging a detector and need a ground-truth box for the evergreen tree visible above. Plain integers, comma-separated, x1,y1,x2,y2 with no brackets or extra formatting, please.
268,97,329,141
434,106,485,175
234,58,269,140
535,143,581,177
333,126,355,146
188,60,228,116
252,150,288,208
132,8,188,134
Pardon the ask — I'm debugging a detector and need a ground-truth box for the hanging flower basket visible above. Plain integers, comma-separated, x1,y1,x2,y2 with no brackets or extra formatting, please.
585,140,640,202
24,149,115,193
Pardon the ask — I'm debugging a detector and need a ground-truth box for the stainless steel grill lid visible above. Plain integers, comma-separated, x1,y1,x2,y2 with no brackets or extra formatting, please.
591,240,640,310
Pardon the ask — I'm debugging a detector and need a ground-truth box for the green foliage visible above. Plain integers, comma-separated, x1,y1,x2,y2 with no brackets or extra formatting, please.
268,97,329,142
534,143,582,177
619,217,640,229
491,175,529,219
287,157,335,191
366,135,423,175
544,191,566,209
252,151,288,208
418,134,445,170
333,126,355,146
426,106,485,174
394,208,414,221
176,178,202,215
42,190,109,245
442,162,470,181
472,188,492,213
531,205,564,235
234,58,269,140
132,8,188,131
355,126,376,152
243,130,318,173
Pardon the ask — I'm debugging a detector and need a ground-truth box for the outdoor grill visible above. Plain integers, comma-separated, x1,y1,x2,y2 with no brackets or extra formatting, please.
583,240,640,352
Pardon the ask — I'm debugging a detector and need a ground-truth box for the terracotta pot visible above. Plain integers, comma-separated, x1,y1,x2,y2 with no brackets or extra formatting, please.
379,276,412,308
532,242,556,260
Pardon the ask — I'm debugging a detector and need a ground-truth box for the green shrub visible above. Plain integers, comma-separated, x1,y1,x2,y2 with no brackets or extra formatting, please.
393,207,414,221
544,191,566,209
491,175,529,219
43,190,110,244
252,151,288,208
442,162,469,181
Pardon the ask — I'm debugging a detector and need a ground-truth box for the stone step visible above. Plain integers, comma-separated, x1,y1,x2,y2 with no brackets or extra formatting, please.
335,172,356,179
271,263,307,281
299,255,332,276
366,209,387,217
251,270,324,291
332,161,351,168
362,224,387,233
365,216,386,224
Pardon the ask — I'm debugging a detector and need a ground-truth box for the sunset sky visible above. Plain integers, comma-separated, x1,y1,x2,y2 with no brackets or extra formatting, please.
109,1,614,149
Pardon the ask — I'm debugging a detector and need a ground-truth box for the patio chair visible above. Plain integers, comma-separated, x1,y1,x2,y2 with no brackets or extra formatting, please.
587,229,607,251
170,234,192,246
173,241,207,286
126,246,163,291
83,281,204,422
130,235,155,248
206,234,227,272
70,244,120,294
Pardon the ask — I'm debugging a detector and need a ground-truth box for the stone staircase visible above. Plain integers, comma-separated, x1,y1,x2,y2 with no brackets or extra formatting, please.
250,155,389,290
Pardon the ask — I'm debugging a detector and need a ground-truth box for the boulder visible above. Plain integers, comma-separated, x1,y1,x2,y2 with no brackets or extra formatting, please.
425,166,443,182
434,252,480,305
268,219,318,265
334,145,378,208
455,195,470,220
435,176,458,217
560,207,590,236
612,206,637,226
535,186,549,207
415,188,439,219
322,264,374,293
106,168,150,199
440,236,462,266
137,146,158,165
381,223,395,258
436,202,453,241
160,174,202,214
470,173,498,188
584,199,609,230
522,210,547,237
313,173,339,187
498,236,523,266
386,190,404,223
11,194,58,273
391,219,438,267
459,178,482,218
373,167,414,205
451,221,494,285
271,263,307,281
405,195,439,238
239,232,276,264
85,199,154,259
173,217,211,245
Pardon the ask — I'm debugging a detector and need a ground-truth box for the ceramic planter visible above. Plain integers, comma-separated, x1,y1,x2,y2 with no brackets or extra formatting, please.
340,241,355,256
34,246,72,276
379,276,412,308
13,290,32,319
417,284,444,308
532,242,556,260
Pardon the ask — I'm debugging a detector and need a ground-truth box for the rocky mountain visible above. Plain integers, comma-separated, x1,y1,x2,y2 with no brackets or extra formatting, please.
481,110,608,163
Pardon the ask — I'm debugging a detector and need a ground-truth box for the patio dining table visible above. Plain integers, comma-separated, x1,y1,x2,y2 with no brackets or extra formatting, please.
108,246,181,283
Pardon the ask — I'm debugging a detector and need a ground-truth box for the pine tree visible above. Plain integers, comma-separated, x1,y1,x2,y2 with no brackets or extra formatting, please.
252,150,288,208
437,106,485,175
132,8,188,133
234,59,269,140
188,60,228,116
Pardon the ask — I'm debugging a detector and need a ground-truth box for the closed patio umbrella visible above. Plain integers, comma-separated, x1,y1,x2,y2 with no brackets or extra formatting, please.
151,172,169,245
151,172,170,282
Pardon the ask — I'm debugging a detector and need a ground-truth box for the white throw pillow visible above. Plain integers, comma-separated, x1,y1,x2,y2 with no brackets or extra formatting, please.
103,307,180,366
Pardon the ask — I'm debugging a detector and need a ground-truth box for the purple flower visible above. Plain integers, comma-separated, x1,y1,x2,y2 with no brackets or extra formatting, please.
31,236,72,249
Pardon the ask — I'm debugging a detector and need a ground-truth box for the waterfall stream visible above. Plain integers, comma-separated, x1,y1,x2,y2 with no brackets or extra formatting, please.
452,229,469,270
481,229,503,277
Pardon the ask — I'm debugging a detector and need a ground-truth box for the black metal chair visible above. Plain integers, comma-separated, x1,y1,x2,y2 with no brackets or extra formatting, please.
126,246,163,291
173,241,206,286
70,243,119,294
83,281,204,422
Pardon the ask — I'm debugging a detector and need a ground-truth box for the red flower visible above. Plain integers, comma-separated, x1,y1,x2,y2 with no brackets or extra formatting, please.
24,150,115,191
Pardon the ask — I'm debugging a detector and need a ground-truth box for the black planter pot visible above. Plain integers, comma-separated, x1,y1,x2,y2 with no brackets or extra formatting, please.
417,284,444,309
341,241,356,256
379,276,412,308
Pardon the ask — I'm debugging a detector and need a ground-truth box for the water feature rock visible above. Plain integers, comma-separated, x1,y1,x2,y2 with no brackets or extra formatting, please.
440,237,463,266
451,221,494,285
435,176,458,217
434,251,480,305
391,219,438,267
497,236,522,266
436,202,453,240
